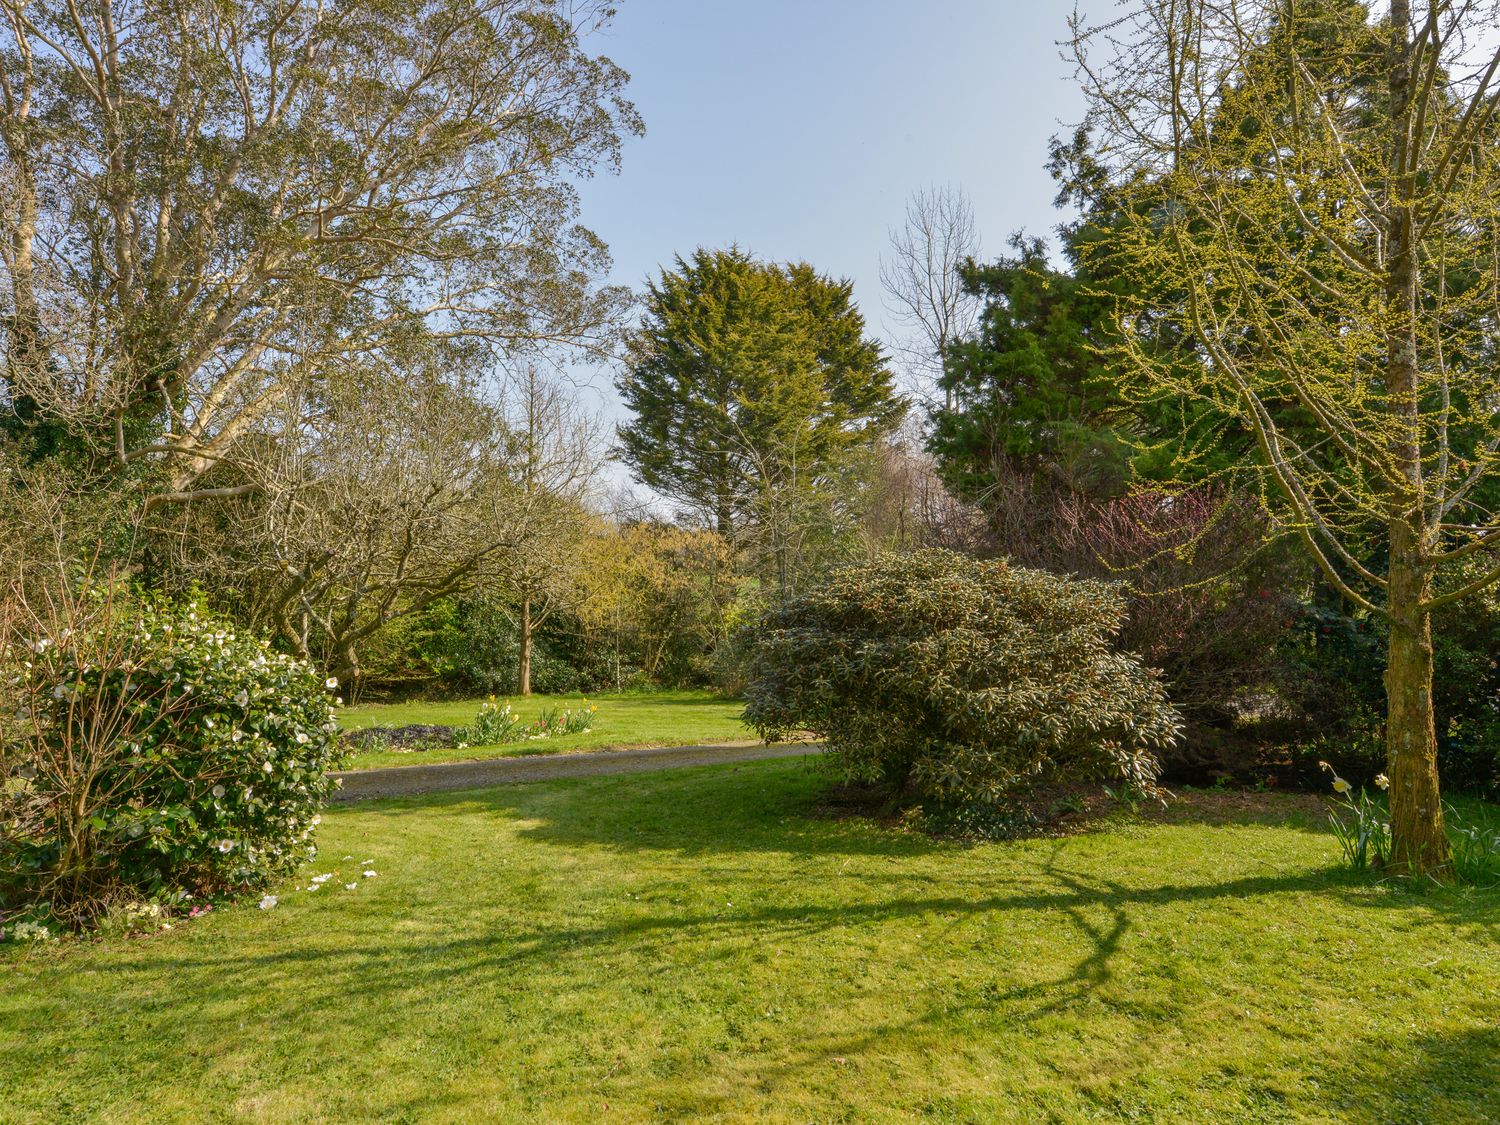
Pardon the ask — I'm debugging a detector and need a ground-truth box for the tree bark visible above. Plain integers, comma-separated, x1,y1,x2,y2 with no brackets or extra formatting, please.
518,597,533,696
1384,588,1450,878
1384,543,1451,878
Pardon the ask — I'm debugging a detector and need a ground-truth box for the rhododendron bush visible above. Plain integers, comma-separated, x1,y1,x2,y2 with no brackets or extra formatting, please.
742,550,1181,822
1,584,343,927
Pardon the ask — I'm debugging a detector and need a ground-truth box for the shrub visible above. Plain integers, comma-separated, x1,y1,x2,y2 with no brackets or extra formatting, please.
1,584,343,928
341,724,455,754
978,472,1298,726
742,549,1181,826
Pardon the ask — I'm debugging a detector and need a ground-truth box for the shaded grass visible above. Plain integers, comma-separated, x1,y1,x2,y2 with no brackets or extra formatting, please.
2,760,1497,1123
339,689,752,768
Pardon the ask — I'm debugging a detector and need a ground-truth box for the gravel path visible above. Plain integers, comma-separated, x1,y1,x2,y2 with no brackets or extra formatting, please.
330,741,824,802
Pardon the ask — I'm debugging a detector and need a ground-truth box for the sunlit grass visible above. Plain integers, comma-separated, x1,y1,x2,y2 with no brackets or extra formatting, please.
3,759,1496,1122
338,689,752,768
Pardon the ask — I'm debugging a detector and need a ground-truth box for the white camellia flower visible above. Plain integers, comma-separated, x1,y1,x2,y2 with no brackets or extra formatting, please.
345,883,358,891
211,784,226,799
217,840,234,853
262,761,273,773
295,731,309,745
258,895,278,910
326,677,339,690
362,869,378,878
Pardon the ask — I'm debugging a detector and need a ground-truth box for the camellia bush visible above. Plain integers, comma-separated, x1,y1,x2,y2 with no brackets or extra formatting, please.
742,550,1181,825
1,585,343,928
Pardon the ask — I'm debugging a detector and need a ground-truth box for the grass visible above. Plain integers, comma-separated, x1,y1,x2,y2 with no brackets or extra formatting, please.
3,760,1497,1123
338,689,752,768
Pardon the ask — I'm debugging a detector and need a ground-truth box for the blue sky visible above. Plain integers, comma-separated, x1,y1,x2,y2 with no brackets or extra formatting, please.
568,0,1087,471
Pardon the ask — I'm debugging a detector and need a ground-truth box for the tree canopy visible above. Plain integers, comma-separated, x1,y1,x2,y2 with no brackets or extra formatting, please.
0,0,640,502
1069,0,1500,876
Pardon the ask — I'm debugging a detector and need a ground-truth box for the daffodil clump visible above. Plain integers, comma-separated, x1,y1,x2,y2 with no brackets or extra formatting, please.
1,596,344,928
452,697,597,749
1319,761,1392,870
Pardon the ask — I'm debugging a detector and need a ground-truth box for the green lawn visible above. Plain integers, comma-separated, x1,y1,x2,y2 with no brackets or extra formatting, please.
3,760,1497,1123
338,689,753,768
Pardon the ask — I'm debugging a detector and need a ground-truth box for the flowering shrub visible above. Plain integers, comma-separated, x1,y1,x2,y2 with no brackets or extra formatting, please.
742,549,1181,830
1,585,343,927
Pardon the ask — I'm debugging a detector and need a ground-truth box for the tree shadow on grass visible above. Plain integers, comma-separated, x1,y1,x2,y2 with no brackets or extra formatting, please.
51,840,1489,1122
10,762,1497,1121
1328,1021,1500,1125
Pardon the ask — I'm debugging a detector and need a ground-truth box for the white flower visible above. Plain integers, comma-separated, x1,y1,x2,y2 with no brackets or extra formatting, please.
344,883,358,891
258,895,278,910
306,883,322,892
326,677,339,690
262,761,273,774
232,729,244,742
311,815,322,826
211,784,226,799
1375,773,1390,790
361,859,374,866
217,839,234,853
295,731,309,745
1332,777,1352,794
362,869,378,878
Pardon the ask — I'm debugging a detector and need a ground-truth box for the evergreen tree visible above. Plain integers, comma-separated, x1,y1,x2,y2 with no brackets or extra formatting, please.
616,248,903,591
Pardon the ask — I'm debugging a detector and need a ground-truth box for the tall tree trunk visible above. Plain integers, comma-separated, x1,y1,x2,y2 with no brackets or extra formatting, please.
518,596,533,696
1382,0,1450,879
1384,544,1450,878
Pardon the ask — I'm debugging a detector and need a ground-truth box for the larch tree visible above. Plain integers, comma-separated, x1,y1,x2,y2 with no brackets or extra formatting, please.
1069,0,1500,877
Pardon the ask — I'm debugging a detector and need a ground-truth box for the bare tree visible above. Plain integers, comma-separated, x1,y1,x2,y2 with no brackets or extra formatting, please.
880,185,982,407
157,339,520,688
483,364,604,694
861,419,990,556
